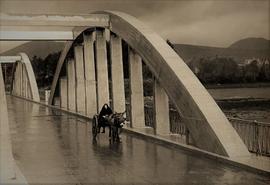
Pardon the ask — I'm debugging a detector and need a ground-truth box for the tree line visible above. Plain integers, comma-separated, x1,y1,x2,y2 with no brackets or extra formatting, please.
31,52,61,88
29,51,269,89
188,57,270,84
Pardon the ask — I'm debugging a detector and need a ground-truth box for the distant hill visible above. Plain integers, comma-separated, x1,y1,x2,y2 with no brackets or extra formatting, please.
229,37,270,50
173,38,270,63
0,41,65,60
173,44,224,62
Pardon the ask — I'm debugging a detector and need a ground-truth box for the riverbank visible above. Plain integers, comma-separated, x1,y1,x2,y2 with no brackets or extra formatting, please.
217,99,270,109
207,87,270,100
205,82,270,89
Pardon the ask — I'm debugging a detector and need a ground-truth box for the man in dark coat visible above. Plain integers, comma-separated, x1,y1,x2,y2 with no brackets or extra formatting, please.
98,104,113,133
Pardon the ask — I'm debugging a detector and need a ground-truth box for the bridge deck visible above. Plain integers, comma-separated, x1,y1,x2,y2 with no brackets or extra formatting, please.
7,96,269,184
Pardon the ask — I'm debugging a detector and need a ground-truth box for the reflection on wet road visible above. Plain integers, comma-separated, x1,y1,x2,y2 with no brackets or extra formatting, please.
7,96,270,184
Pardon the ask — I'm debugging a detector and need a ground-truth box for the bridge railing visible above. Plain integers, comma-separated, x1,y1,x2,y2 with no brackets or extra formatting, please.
228,117,270,156
137,105,270,156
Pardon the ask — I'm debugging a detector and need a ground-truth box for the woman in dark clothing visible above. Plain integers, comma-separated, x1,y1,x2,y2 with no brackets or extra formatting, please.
98,104,113,133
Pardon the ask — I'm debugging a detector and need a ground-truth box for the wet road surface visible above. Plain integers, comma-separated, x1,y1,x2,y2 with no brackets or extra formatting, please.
7,96,270,184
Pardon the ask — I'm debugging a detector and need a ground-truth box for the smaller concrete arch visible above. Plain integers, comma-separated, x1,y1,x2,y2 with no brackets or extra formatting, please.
10,53,40,102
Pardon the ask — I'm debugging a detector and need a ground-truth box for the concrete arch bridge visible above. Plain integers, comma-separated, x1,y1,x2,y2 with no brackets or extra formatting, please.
46,11,249,158
1,11,269,185
2,11,249,157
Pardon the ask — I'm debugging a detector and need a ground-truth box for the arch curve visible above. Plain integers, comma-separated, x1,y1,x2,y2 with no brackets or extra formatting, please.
11,53,40,102
49,11,249,157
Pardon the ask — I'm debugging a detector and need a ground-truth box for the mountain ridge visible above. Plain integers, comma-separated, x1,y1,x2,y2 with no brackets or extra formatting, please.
229,37,269,50
0,41,65,60
1,37,269,62
173,37,269,63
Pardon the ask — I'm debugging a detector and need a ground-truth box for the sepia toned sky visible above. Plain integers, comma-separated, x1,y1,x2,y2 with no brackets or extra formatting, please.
0,0,269,52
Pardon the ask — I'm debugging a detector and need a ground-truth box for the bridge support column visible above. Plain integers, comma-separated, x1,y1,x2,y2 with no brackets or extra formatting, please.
60,78,68,109
110,34,125,113
15,63,19,96
18,64,21,96
21,64,24,97
13,64,19,96
27,81,31,99
129,48,145,128
67,59,76,111
24,67,27,98
15,67,19,95
74,45,86,114
96,28,109,111
12,66,16,95
84,32,97,116
154,79,170,135
20,63,24,97
18,62,23,96
22,64,27,98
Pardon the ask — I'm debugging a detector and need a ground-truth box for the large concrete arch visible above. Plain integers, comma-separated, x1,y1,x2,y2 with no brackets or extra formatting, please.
49,11,249,157
11,53,40,102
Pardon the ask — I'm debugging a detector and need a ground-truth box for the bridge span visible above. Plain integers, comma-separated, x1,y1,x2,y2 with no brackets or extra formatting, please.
1,11,270,184
6,95,269,184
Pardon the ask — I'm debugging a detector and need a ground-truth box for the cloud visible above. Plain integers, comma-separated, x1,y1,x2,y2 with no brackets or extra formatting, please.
166,8,267,46
139,0,269,46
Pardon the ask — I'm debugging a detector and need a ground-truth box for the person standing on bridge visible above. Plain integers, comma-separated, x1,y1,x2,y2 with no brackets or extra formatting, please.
98,103,113,133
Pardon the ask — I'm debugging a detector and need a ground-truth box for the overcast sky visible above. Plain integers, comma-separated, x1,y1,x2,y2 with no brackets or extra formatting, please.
0,0,269,53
